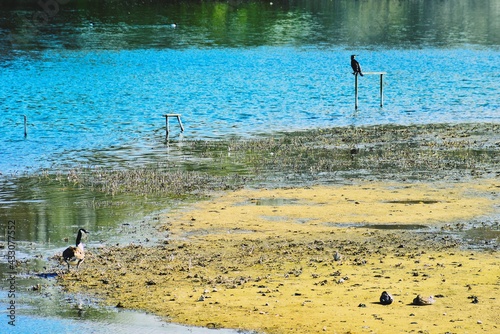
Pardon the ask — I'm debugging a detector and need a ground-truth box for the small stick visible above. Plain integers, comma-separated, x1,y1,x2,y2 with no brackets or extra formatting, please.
24,115,27,137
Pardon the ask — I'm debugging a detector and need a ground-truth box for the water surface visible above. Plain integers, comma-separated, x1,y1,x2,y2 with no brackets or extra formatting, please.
0,0,499,174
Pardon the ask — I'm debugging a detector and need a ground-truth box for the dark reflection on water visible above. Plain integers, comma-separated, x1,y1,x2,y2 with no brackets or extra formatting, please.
1,0,499,51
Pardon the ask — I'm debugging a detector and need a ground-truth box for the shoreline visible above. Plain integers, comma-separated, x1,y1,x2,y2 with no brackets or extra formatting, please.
58,179,499,333
50,122,500,333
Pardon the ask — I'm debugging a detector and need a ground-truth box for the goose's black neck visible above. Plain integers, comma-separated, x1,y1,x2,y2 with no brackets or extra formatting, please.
75,229,87,246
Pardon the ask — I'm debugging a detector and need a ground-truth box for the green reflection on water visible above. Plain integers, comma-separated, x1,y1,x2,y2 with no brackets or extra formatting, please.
2,0,498,51
0,175,174,247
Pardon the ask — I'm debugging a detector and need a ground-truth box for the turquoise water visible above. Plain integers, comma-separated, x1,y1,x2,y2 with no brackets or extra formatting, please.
1,0,499,174
1,47,499,174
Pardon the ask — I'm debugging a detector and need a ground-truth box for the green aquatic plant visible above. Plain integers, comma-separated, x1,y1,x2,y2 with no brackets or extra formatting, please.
30,123,500,196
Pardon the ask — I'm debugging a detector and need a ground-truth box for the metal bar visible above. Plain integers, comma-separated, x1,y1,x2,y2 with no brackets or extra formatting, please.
24,115,27,137
176,115,184,132
353,72,386,109
164,114,184,139
354,73,358,110
165,115,170,139
380,74,384,107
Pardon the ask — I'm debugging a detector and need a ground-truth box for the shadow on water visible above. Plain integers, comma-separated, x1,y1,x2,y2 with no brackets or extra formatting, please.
0,175,175,248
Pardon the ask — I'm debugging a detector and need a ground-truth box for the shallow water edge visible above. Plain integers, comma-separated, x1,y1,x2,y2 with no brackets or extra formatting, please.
1,122,499,333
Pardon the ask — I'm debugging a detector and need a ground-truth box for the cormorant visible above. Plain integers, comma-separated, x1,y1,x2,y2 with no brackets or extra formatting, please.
62,228,88,271
351,55,363,76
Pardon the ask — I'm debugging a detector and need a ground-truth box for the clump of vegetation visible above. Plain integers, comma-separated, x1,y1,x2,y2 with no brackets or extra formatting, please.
33,123,500,197
38,164,248,197
184,123,500,182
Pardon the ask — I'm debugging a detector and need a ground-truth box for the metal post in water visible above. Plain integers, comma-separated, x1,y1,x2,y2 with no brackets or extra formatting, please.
164,114,184,140
176,115,184,132
24,115,27,137
380,73,384,107
165,115,170,139
354,73,359,110
354,72,386,109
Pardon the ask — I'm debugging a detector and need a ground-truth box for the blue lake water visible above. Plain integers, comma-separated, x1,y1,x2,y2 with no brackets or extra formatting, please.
1,47,499,174
1,0,499,174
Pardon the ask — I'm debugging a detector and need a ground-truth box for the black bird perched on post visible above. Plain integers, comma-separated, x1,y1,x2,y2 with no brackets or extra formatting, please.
62,228,88,271
351,55,363,76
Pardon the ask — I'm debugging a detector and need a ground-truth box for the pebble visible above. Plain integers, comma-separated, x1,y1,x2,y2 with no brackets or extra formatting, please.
379,291,393,305
412,295,435,306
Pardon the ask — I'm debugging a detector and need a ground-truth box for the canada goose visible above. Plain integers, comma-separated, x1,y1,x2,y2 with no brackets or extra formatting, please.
351,55,364,76
62,228,88,271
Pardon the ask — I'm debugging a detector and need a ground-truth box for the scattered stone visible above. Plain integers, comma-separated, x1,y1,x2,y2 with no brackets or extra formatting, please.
379,291,393,305
358,303,366,308
412,295,435,306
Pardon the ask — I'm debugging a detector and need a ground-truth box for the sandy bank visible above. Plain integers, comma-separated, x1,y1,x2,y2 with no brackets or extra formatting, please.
59,180,499,333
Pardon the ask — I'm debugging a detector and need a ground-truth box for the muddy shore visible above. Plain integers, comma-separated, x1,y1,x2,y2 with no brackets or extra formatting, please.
57,123,499,333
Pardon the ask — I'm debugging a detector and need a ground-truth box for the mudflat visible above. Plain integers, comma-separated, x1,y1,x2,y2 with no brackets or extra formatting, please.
59,123,500,333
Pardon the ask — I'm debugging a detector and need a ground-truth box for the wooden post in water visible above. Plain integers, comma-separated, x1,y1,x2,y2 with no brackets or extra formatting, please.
354,72,386,109
24,115,27,137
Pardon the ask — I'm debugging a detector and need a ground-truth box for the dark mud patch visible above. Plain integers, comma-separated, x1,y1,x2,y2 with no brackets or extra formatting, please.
385,200,441,205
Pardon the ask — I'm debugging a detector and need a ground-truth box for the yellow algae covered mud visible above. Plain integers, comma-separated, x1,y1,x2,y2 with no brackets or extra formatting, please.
59,180,500,334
